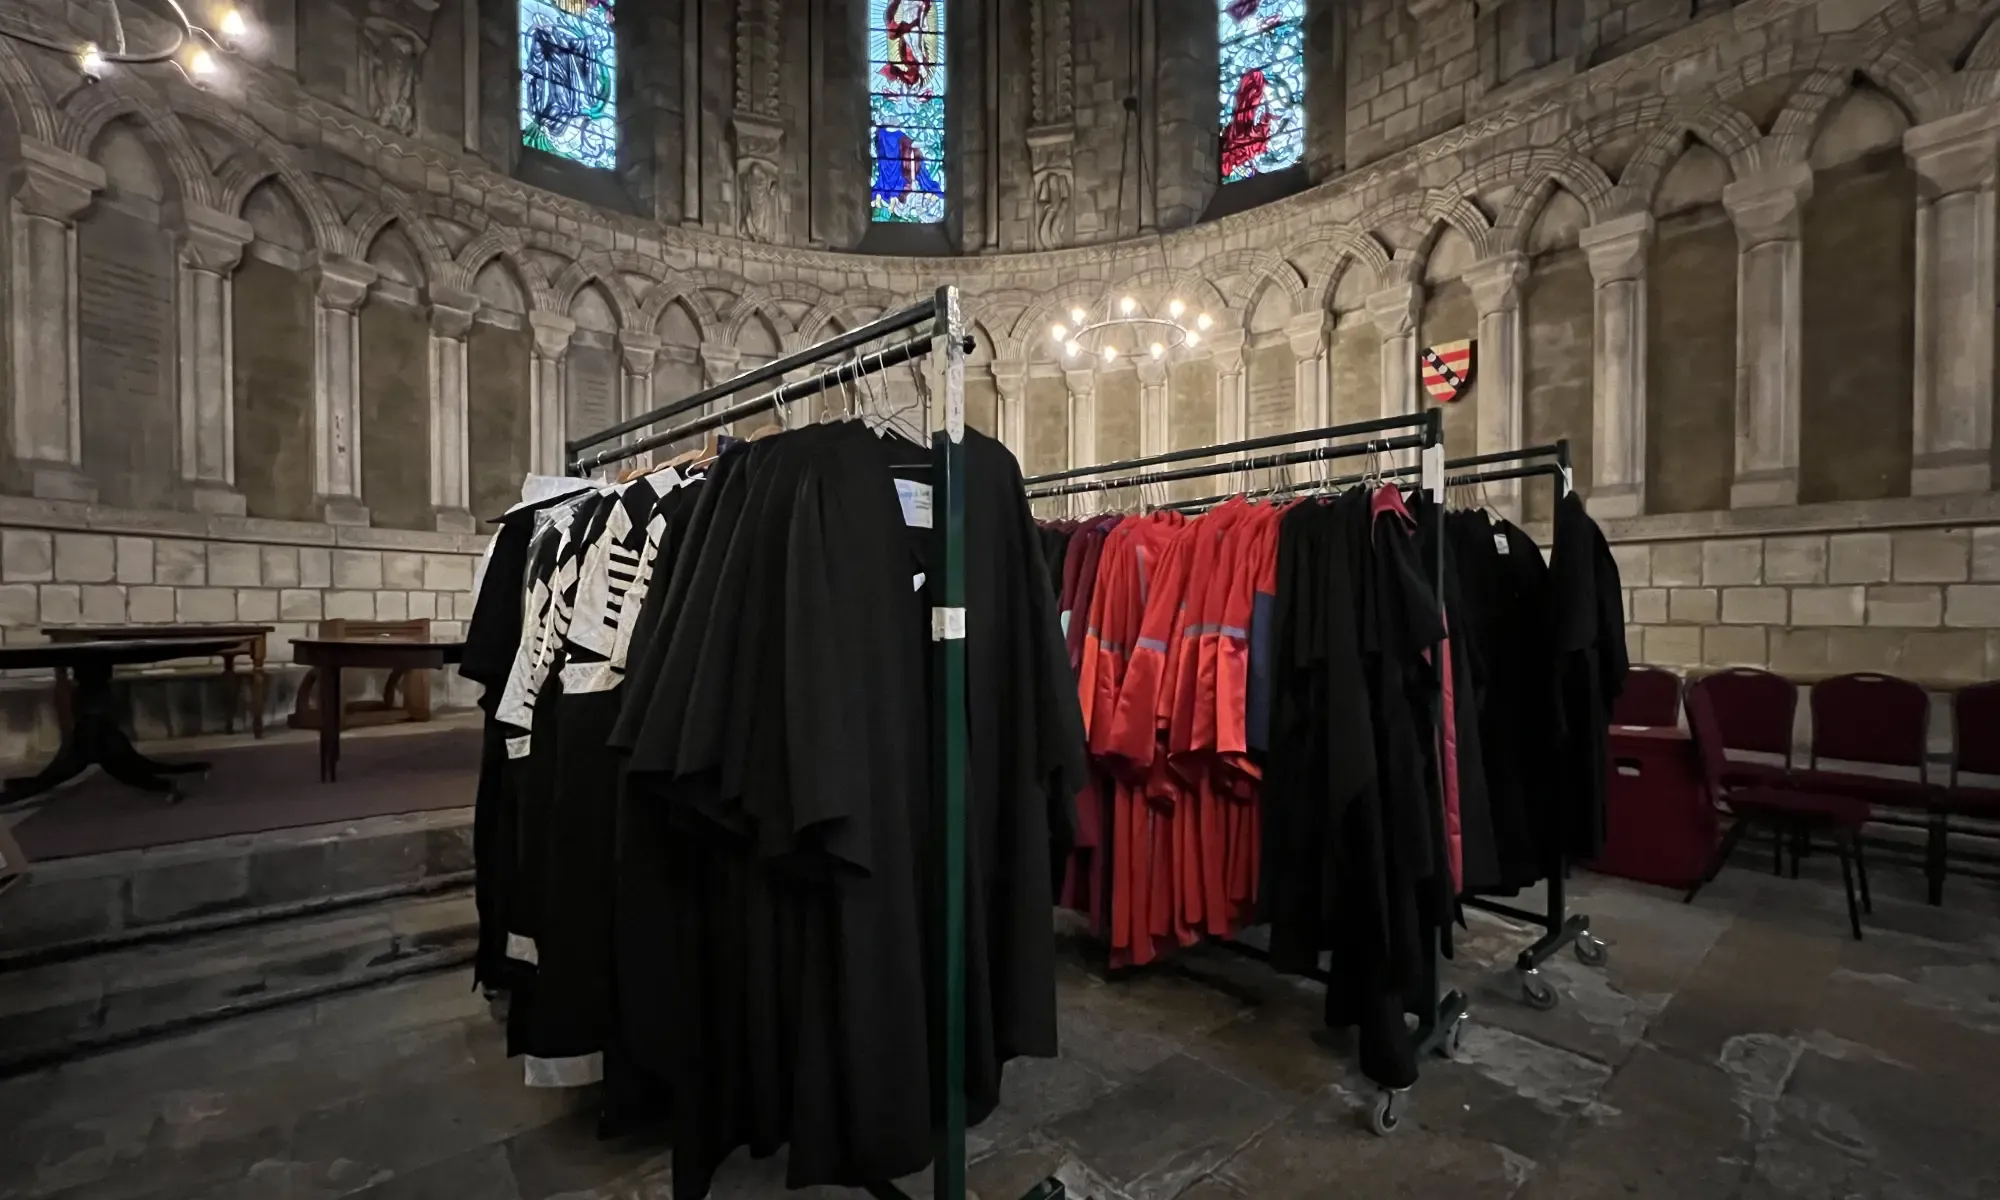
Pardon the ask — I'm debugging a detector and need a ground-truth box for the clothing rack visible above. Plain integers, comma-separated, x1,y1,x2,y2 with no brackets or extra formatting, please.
1022,409,1468,1137
564,287,1064,1200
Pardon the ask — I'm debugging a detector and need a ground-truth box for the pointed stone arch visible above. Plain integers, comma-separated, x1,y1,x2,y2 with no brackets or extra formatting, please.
61,80,214,208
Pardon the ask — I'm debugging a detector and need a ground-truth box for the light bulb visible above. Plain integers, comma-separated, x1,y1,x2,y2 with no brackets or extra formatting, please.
1168,298,1186,319
1196,312,1214,331
1101,344,1118,363
1149,342,1165,359
189,48,217,78
1119,296,1137,315
1050,323,1067,343
78,43,105,78
1185,330,1201,348
1069,307,1087,326
220,7,249,40
1064,340,1081,358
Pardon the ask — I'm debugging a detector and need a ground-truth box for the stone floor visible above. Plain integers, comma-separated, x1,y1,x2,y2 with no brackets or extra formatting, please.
3,854,1998,1200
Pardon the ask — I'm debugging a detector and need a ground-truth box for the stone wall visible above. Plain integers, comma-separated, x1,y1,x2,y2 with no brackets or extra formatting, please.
1,0,1999,759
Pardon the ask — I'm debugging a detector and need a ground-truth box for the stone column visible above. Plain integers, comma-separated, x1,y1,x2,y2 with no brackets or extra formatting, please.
1905,105,2000,494
527,311,575,476
1463,252,1529,518
1579,213,1654,518
992,361,1027,460
174,205,253,515
617,329,661,470
1065,367,1097,516
6,141,103,501
1209,329,1248,443
1136,357,1170,505
310,256,377,525
699,346,740,431
1723,163,1812,508
427,285,479,532
1286,313,1331,429
1367,278,1423,419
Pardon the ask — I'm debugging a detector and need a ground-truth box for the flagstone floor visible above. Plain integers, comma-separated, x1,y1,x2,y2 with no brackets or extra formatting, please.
4,855,1998,1200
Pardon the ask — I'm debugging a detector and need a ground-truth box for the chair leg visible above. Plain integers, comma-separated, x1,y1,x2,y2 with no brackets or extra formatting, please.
1790,827,1804,880
1687,817,1750,904
1925,810,1946,907
1835,835,1863,942
1854,834,1873,915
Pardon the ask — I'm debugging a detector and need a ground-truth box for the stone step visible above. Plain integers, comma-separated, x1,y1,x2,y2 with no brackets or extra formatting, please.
0,808,474,967
0,888,477,1075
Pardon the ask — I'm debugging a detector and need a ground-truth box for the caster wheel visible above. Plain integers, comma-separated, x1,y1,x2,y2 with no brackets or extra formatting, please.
1575,935,1608,967
1521,971,1559,1011
1368,1089,1405,1137
1444,1015,1467,1059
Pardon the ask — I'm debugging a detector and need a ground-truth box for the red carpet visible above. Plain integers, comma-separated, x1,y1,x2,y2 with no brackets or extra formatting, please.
9,728,481,860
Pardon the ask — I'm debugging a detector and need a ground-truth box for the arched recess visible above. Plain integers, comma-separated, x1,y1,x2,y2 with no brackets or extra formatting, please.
566,281,624,450
962,318,1000,437
1645,137,1738,516
1420,223,1482,457
648,295,707,450
359,221,435,530
1798,82,1917,503
1316,249,1385,429
469,255,535,522
233,177,321,522
76,118,180,511
1243,275,1298,441
1520,187,1597,523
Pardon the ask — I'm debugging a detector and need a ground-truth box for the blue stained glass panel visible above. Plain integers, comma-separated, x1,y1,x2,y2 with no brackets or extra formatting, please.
1218,0,1305,184
870,0,946,224
520,0,618,170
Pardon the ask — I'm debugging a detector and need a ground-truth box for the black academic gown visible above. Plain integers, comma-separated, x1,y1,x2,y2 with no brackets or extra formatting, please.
1550,492,1627,862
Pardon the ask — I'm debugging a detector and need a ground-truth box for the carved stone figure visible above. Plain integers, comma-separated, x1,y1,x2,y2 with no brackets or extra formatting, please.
738,157,782,244
363,17,427,136
1034,170,1072,251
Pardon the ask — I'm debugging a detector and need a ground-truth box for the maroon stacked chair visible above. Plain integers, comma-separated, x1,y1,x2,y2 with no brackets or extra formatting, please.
1612,665,1682,728
1936,682,2000,904
1687,668,1797,788
1799,673,1933,807
1683,685,1873,939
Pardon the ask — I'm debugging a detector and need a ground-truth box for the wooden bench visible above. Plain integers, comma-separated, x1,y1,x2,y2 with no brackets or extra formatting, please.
286,619,435,732
43,624,274,738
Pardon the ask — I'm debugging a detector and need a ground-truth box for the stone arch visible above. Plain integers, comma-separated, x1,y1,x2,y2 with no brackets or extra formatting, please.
352,189,457,288
1356,190,1436,251
1418,193,1497,264
1462,149,1616,228
1197,250,1305,314
549,259,640,329
61,81,213,207
1614,102,1763,209
458,229,556,311
238,174,317,254
1010,279,1113,360
0,36,61,147
965,288,1042,360
361,218,433,290
1299,229,1393,313
638,282,722,338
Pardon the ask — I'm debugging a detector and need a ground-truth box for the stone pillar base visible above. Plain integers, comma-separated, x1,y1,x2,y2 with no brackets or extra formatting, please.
25,465,95,503
1911,451,1992,496
1585,485,1643,520
321,498,371,527
434,508,477,535
1730,470,1798,509
189,484,247,517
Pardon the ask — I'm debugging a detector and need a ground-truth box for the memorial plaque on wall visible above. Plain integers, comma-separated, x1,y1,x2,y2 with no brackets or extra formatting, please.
567,342,619,446
78,208,178,509
1246,343,1293,438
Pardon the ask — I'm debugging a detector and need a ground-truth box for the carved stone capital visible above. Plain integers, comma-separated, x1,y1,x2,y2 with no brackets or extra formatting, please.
618,329,662,375
1366,282,1422,339
1064,367,1096,397
1206,327,1247,375
527,311,577,361
9,139,103,222
1723,163,1813,247
174,204,254,274
1462,252,1529,316
1905,104,2000,197
990,361,1028,398
426,285,481,338
700,347,741,384
311,256,379,312
732,112,785,162
1136,358,1169,387
1579,213,1654,284
1284,312,1330,360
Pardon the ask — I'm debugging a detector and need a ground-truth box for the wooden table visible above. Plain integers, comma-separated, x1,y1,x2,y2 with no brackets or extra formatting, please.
0,637,245,805
44,624,274,738
289,639,464,782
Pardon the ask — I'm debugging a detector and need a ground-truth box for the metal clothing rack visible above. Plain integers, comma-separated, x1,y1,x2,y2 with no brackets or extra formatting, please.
1156,439,1612,1010
566,286,1063,1200
1022,409,1468,1137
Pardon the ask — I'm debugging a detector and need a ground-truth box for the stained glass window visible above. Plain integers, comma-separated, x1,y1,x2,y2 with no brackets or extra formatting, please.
520,0,618,170
869,0,946,223
1218,0,1305,184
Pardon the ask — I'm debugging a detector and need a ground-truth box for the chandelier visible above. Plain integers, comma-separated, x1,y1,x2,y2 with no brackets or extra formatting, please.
1050,295,1215,367
0,0,253,85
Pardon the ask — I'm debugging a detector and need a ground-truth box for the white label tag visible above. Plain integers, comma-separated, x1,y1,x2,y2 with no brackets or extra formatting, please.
913,572,926,592
1495,532,1510,555
932,606,966,640
896,479,933,528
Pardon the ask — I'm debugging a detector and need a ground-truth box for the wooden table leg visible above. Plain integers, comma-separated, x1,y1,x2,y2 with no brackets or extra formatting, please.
317,661,342,782
220,653,239,734
250,637,267,739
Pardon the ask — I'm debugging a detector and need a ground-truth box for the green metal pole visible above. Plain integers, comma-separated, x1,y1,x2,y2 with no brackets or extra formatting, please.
929,285,969,1200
